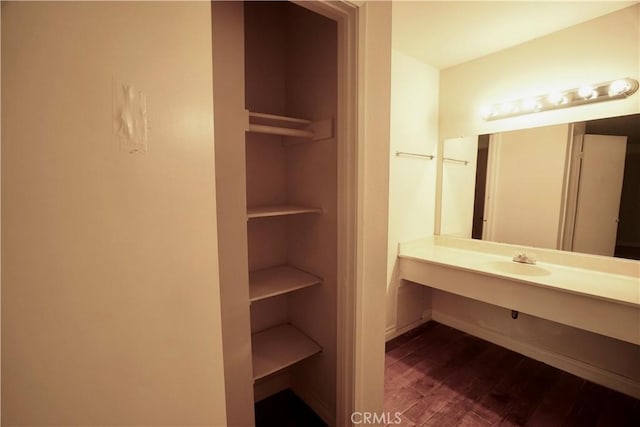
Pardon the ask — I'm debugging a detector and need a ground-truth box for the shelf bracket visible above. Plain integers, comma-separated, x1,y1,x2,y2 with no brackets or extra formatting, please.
309,118,334,141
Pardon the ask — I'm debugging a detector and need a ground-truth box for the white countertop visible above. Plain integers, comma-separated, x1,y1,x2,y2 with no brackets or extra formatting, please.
399,237,640,307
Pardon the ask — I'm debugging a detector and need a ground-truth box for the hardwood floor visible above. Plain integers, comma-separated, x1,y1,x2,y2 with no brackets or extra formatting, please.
385,322,640,426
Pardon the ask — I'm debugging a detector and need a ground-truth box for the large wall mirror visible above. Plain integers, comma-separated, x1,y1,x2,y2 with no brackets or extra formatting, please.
440,113,640,260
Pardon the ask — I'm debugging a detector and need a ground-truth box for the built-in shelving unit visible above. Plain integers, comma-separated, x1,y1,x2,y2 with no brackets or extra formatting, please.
247,205,322,219
249,265,322,302
248,110,333,141
214,1,337,422
237,2,337,419
251,323,322,381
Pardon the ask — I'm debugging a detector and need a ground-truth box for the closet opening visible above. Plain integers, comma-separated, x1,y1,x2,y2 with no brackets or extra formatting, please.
212,0,362,424
244,3,338,422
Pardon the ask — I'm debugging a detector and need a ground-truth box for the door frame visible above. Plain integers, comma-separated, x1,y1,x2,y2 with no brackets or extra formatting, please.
561,123,585,251
482,133,500,241
293,1,391,425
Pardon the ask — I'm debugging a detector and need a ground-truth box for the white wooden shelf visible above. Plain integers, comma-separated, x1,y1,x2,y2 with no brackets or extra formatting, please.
249,123,315,139
252,323,322,381
247,205,322,219
249,265,322,302
247,111,333,141
249,111,312,125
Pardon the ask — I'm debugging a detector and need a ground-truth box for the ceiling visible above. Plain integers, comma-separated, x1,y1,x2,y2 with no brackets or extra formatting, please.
392,1,638,69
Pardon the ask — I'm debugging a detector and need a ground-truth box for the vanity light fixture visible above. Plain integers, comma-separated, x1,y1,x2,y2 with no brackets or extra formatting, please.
482,78,639,121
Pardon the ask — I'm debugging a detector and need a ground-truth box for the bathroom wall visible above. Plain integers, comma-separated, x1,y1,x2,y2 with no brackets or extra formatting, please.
2,2,227,425
435,4,640,390
439,136,478,238
354,0,393,418
386,48,439,336
440,4,640,138
210,2,254,425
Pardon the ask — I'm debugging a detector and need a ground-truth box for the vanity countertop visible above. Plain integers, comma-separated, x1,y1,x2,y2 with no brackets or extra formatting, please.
399,237,640,307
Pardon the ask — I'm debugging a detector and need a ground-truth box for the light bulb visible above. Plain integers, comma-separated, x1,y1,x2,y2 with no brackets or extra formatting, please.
521,97,537,111
578,85,597,99
500,102,516,114
481,78,638,121
608,79,631,96
548,92,567,105
480,106,493,120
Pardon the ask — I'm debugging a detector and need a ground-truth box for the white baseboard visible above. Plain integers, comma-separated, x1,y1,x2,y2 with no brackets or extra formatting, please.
385,309,433,342
432,310,640,399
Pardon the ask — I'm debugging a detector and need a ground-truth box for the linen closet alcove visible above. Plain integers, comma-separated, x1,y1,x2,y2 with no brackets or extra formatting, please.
212,1,338,424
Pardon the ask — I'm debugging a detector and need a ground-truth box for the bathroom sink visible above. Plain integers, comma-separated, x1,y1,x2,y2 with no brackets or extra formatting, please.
485,260,551,276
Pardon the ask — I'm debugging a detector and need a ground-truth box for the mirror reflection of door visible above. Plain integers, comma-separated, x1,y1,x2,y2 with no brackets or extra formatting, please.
582,114,640,259
571,135,627,256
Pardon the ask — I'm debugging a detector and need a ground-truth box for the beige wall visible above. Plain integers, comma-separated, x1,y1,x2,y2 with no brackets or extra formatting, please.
386,49,439,334
439,136,478,238
440,5,640,138
1,2,227,425
435,4,640,389
210,2,255,425
354,0,392,418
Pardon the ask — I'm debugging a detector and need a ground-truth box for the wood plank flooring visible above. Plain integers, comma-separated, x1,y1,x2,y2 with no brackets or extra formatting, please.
385,322,640,427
